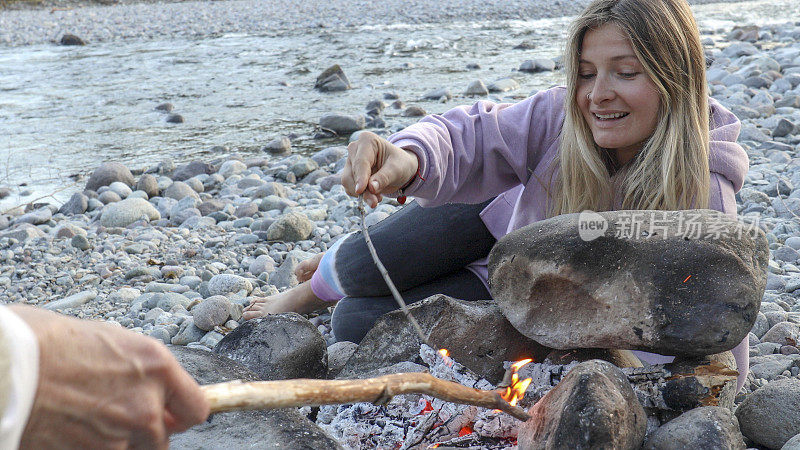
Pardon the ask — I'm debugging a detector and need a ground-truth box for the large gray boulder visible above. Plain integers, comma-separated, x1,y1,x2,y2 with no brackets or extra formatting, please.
489,209,769,357
214,313,327,380
100,198,161,228
168,346,341,449
85,162,134,191
172,161,215,182
337,295,549,384
736,378,800,449
58,192,88,216
319,113,365,135
643,406,745,450
517,359,647,450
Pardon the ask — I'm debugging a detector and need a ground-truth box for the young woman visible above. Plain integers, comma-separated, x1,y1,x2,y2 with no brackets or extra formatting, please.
245,0,750,390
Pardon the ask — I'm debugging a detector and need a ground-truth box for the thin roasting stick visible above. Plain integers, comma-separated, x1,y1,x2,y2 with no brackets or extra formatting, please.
357,195,430,346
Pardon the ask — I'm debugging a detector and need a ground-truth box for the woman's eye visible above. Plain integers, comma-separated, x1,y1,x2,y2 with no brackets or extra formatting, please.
579,73,595,80
619,72,638,79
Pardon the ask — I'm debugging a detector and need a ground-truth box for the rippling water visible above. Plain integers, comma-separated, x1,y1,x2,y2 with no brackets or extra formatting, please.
0,0,798,210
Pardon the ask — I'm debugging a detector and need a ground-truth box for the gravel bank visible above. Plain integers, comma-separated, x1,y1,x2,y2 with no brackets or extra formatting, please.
0,0,750,47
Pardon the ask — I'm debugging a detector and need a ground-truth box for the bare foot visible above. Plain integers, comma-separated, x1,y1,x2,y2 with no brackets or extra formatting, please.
295,252,324,283
242,281,330,320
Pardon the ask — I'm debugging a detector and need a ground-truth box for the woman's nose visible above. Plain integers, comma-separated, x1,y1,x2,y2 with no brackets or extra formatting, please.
590,74,615,103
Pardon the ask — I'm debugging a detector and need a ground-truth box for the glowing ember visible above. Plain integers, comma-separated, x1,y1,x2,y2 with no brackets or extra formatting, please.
500,359,533,407
438,348,449,358
683,274,692,283
459,424,474,436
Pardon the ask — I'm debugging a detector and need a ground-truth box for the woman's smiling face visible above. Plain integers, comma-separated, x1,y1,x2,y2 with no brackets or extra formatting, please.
577,23,661,164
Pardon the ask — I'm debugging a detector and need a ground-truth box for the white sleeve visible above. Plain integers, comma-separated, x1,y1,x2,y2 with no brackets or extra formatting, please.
0,307,39,450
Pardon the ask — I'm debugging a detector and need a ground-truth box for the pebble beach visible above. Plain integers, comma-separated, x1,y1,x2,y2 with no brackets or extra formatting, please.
2,0,800,447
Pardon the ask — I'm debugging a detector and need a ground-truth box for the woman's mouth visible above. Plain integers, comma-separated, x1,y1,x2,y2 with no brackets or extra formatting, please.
593,112,629,121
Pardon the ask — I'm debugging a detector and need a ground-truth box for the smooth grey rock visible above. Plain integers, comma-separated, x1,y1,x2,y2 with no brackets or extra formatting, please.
314,64,351,92
762,322,800,346
197,199,225,216
100,198,160,228
465,79,489,96
263,136,292,155
60,33,86,45
164,181,200,201
518,360,647,450
401,105,426,117
0,223,46,242
267,212,313,242
169,346,341,449
108,181,132,198
248,254,275,277
58,192,88,215
14,207,52,225
85,162,134,191
71,234,90,250
783,434,800,450
311,146,347,167
319,113,365,134
98,190,122,204
487,77,520,92
643,406,745,450
43,290,97,311
192,296,233,331
519,58,556,73
154,102,173,112
218,160,247,179
774,119,796,138
135,174,159,198
214,313,327,380
422,88,452,100
172,161,215,182
736,378,800,449
171,317,206,345
338,295,548,384
166,114,184,124
207,274,253,297
489,209,769,356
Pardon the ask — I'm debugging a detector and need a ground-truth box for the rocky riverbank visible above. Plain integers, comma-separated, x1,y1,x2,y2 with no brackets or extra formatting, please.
1,11,800,450
0,0,759,47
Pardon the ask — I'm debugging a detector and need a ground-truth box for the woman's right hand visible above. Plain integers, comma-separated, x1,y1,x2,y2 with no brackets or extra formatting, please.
341,131,419,208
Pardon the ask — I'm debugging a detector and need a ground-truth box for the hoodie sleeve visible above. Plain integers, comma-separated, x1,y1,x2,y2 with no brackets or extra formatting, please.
707,97,749,218
387,87,565,207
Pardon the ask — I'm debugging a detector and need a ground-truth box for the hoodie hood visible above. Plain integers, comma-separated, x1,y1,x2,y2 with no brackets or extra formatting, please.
708,97,749,193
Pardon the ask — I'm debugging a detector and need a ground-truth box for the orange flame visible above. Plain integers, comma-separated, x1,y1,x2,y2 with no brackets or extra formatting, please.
438,348,449,358
500,358,533,407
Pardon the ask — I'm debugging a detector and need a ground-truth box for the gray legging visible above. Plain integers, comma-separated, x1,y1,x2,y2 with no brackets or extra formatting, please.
329,199,497,343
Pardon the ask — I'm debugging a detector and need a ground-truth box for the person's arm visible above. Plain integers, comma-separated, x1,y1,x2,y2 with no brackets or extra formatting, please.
0,306,39,450
388,87,565,206
7,305,209,449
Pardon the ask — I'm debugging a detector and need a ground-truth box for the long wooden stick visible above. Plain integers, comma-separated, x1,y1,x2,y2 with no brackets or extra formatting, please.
201,372,532,421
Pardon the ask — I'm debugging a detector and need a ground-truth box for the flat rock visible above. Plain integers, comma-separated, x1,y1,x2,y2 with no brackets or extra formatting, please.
214,313,327,380
169,346,341,449
338,295,549,384
487,77,520,93
164,181,200,201
42,290,97,311
736,378,800,449
518,359,647,450
100,198,161,228
85,162,134,191
0,223,46,242
643,406,745,450
489,209,769,356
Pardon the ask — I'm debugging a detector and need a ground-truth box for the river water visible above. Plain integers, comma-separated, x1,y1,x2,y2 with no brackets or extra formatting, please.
0,0,798,211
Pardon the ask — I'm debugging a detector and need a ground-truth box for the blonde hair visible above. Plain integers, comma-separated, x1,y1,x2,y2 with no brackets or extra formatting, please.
545,0,710,217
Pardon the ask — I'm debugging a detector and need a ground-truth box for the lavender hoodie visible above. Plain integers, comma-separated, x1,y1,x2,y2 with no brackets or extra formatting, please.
316,86,751,389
